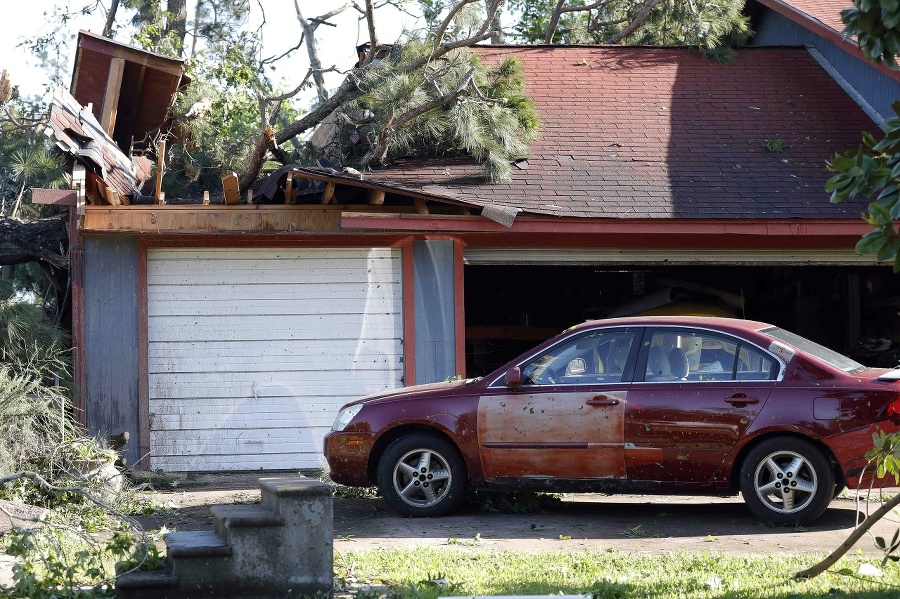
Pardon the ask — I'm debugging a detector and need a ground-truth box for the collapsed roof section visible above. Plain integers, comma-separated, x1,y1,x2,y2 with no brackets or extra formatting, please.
43,41,881,234
71,30,186,154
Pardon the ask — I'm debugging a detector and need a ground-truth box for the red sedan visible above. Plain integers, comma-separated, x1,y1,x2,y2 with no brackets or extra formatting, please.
324,316,900,524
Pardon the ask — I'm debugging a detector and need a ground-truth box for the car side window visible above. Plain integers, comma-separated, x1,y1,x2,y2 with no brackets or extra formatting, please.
645,330,774,382
521,330,637,386
736,345,777,380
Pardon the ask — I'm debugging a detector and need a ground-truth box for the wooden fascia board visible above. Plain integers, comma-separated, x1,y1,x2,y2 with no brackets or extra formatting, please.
755,0,900,82
342,213,872,237
290,170,482,211
32,189,77,206
83,205,343,233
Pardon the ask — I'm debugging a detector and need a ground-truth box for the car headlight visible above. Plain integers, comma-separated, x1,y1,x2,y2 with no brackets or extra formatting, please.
332,404,363,431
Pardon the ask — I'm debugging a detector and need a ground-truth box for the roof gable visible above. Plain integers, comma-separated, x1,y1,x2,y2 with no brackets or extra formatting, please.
365,45,878,220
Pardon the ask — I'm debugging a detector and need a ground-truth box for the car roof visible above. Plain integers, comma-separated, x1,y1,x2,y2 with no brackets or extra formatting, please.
571,315,772,334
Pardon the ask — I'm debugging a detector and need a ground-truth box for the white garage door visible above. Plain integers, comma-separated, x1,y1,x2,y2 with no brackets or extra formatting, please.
147,247,403,471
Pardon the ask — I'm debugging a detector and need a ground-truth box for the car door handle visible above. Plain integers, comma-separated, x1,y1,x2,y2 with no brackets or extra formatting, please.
725,393,759,406
587,395,620,407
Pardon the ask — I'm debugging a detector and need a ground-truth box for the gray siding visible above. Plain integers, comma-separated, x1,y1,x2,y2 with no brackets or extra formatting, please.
413,240,457,383
83,236,140,466
751,10,900,122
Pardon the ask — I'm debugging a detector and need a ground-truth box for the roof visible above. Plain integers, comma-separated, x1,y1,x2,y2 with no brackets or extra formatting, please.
71,30,185,154
756,0,850,35
364,45,878,219
47,86,138,196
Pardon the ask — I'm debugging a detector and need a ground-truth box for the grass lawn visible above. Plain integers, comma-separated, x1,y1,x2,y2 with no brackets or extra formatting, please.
336,548,900,598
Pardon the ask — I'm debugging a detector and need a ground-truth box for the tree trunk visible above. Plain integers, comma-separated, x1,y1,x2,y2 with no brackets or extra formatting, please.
0,215,68,269
295,3,330,104
485,0,504,43
166,0,188,56
103,0,120,37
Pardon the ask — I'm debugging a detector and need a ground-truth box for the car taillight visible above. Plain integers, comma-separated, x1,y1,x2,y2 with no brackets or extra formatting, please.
887,397,900,420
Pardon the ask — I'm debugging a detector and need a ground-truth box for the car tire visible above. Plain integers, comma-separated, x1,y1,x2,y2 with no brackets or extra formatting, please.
376,432,467,517
739,437,834,525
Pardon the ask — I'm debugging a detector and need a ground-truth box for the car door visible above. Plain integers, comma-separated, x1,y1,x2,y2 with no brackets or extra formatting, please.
477,327,640,483
625,327,780,483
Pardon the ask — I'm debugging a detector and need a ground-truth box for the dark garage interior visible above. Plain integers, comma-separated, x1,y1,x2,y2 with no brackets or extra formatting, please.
464,264,900,377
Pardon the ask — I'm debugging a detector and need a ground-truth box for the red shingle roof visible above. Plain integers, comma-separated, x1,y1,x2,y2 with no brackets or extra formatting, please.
762,0,851,35
365,45,878,219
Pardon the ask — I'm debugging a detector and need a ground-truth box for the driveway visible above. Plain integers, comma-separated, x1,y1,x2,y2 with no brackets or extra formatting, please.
332,492,899,555
132,473,900,557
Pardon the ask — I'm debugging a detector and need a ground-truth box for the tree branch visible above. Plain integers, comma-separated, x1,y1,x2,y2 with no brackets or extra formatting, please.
795,492,900,579
605,0,666,43
361,67,476,167
0,215,68,269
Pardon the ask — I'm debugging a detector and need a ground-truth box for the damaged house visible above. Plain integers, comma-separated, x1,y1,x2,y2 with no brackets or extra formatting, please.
41,7,900,471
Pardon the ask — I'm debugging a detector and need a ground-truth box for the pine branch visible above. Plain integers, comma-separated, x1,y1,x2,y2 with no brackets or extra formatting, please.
361,67,476,167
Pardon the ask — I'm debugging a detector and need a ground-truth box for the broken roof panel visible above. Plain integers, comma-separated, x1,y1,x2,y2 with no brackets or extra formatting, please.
47,86,137,196
71,30,184,154
365,45,879,219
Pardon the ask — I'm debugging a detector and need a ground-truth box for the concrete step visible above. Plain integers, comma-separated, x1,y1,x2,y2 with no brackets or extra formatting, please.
211,504,283,538
115,567,179,599
165,530,232,559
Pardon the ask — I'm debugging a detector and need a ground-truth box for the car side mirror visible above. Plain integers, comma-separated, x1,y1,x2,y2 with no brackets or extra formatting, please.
505,366,521,387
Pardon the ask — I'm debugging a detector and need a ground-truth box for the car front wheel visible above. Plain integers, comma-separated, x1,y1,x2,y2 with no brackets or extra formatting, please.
739,437,834,525
376,433,467,517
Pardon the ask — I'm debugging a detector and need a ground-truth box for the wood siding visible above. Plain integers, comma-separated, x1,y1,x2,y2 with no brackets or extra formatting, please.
146,247,403,471
83,236,141,466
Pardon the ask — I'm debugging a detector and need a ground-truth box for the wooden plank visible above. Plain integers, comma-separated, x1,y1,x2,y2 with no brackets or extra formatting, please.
101,57,125,136
154,140,165,202
202,191,210,205
83,206,342,232
246,189,253,205
284,172,294,204
150,453,321,471
32,189,76,206
73,165,86,217
221,172,240,205
415,198,429,214
320,181,335,204
369,188,385,205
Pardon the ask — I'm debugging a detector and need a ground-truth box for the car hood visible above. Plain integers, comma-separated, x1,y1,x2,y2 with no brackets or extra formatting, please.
351,379,477,406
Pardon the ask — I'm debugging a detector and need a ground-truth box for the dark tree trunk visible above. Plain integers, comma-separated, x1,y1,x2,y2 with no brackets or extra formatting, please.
165,0,188,55
0,215,68,269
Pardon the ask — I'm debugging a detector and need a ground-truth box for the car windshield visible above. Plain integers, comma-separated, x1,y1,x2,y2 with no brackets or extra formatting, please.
762,327,865,373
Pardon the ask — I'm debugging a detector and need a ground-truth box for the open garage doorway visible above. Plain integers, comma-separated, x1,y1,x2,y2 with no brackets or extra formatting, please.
464,263,900,377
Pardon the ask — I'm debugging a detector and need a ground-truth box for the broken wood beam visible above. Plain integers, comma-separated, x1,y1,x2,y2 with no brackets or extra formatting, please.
321,182,335,204
101,58,125,136
154,140,165,203
202,191,210,205
369,189,385,205
222,172,240,205
414,198,429,214
246,189,254,205
285,172,294,205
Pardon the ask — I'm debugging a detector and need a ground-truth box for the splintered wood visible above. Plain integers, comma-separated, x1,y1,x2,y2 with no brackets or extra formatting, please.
222,172,240,205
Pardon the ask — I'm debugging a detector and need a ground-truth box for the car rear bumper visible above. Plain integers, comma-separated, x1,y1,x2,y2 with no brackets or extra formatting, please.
323,430,376,486
825,420,900,488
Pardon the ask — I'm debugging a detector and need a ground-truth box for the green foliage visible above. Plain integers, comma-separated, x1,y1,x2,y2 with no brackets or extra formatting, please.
763,138,790,153
343,46,539,182
508,0,750,48
337,548,900,598
842,0,900,69
2,520,161,598
826,103,900,269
